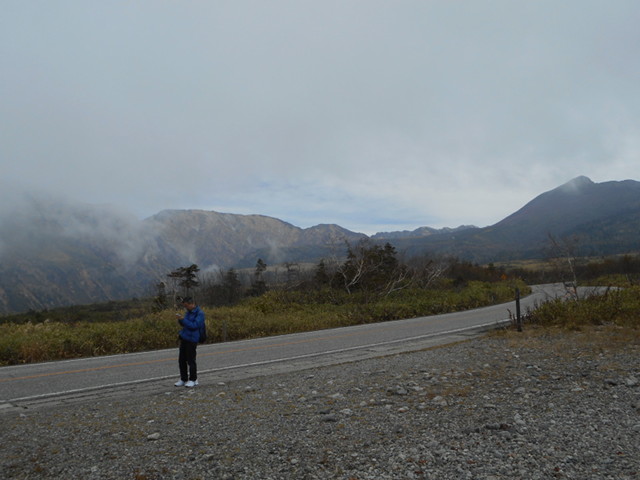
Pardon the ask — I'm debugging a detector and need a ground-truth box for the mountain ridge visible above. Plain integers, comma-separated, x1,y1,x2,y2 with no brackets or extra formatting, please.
389,176,640,262
0,176,638,313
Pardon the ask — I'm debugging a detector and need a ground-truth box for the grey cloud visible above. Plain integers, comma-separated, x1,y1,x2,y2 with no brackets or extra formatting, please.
1,1,639,234
0,187,154,267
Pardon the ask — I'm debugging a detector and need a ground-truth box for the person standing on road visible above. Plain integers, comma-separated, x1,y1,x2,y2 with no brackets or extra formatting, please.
175,297,205,388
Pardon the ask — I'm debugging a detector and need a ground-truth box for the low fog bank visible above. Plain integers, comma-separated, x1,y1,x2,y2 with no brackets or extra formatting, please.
0,188,179,313
0,189,156,266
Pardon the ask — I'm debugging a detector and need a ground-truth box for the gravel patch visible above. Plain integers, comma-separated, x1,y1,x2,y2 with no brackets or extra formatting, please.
1,327,639,479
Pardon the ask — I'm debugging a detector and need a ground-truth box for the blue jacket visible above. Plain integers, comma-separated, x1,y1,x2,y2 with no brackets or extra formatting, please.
179,306,205,343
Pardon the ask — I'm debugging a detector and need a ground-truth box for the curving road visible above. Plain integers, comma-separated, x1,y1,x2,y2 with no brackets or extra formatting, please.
0,283,580,411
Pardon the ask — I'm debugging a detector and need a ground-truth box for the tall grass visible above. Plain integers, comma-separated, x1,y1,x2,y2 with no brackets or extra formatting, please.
0,311,180,365
0,281,524,366
525,286,640,329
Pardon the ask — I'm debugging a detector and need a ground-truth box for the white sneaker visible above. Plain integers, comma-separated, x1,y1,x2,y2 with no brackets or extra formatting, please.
174,380,186,387
185,380,198,388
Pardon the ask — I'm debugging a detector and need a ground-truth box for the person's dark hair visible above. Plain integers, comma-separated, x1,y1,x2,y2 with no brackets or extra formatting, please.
181,297,194,304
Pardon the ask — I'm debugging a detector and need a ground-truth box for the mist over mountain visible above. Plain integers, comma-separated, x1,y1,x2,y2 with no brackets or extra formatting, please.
143,210,367,271
0,176,637,314
0,194,167,313
0,201,365,313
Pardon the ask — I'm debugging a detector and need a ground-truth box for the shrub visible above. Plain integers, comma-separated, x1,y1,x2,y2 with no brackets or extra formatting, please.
528,286,640,329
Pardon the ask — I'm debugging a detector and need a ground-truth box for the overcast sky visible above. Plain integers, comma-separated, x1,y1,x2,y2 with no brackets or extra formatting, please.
1,1,639,235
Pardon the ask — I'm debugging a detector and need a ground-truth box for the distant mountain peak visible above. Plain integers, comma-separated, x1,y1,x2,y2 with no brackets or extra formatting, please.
560,176,594,192
371,225,477,240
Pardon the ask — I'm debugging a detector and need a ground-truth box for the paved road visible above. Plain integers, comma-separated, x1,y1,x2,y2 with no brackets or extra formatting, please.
0,283,577,411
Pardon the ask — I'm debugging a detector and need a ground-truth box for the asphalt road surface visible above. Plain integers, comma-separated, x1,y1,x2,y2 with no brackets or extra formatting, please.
0,283,582,412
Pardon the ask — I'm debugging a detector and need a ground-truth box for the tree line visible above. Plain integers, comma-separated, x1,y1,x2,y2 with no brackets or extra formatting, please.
158,240,518,309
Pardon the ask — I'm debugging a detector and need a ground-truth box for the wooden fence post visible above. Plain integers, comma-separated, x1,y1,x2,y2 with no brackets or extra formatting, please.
223,315,228,342
516,288,522,332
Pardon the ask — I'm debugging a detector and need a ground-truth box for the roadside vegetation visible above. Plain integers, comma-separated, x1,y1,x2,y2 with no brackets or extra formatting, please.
0,242,524,365
500,254,640,345
520,285,640,329
1,242,638,366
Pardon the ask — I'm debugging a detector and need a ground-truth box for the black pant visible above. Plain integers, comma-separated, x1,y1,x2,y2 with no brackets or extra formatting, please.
178,339,198,382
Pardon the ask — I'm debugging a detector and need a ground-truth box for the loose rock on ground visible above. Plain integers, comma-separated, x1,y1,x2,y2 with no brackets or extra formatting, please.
1,327,639,479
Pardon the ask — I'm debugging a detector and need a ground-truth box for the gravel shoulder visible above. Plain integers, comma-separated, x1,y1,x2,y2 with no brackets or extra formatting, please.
1,326,639,480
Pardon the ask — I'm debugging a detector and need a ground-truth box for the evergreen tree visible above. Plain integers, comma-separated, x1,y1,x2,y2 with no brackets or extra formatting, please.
248,259,268,296
153,281,168,311
222,268,242,305
313,259,331,287
168,264,200,300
